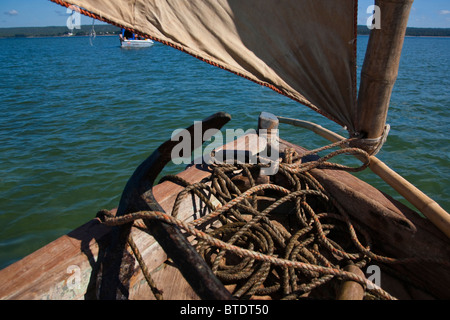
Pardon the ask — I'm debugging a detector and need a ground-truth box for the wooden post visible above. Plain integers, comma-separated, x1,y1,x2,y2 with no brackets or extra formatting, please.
258,111,279,133
258,112,280,175
356,0,414,139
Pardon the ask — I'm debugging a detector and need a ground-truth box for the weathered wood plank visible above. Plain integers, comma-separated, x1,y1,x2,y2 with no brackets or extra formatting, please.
131,263,200,300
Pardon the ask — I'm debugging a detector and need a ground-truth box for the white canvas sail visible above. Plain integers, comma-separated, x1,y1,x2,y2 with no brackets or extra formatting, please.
51,0,359,132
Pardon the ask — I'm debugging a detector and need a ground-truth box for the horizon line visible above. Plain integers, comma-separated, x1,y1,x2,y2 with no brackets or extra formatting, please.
1,24,450,30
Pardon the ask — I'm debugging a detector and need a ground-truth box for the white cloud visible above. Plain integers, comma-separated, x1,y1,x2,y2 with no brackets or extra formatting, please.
4,10,18,16
439,10,450,15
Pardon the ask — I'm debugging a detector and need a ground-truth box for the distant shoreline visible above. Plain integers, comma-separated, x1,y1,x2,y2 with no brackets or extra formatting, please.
1,25,449,39
0,34,118,40
356,26,450,37
0,25,121,39
3,34,450,41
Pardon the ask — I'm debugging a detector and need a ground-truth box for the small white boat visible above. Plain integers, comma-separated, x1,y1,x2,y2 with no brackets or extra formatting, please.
120,28,154,48
121,38,154,48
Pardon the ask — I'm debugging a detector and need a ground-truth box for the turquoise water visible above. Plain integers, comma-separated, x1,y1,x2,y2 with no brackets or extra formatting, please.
0,35,448,269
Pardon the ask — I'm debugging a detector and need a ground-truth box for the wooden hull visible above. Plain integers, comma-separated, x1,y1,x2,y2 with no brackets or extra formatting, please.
0,135,449,300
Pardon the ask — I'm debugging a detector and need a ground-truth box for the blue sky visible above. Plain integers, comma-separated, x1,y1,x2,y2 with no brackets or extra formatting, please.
1,0,449,28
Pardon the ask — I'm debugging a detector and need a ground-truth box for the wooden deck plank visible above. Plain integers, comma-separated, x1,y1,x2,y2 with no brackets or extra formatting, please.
131,263,200,300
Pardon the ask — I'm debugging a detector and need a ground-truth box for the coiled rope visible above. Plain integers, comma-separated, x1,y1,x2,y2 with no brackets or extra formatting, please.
97,140,445,300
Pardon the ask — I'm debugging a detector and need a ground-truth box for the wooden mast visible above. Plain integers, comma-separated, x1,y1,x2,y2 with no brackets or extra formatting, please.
356,0,414,140
353,0,450,237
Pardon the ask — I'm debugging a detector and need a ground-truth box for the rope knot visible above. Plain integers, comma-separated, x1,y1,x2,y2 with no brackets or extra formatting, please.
349,124,390,156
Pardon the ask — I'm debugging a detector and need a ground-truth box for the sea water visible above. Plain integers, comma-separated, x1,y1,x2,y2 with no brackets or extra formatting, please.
0,35,448,269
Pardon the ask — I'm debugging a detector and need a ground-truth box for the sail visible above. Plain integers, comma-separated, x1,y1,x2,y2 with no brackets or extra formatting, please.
52,0,359,131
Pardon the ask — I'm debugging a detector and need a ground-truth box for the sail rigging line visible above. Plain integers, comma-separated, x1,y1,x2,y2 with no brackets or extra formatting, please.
349,124,390,156
89,18,96,46
49,0,349,131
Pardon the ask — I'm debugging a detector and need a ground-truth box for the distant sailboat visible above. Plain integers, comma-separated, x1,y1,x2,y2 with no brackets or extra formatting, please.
119,28,153,48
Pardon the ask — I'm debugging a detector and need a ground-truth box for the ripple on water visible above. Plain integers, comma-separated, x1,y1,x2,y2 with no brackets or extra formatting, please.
0,35,449,269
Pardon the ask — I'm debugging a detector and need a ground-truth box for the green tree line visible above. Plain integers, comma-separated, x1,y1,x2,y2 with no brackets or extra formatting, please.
1,25,449,39
357,25,450,37
0,25,120,38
